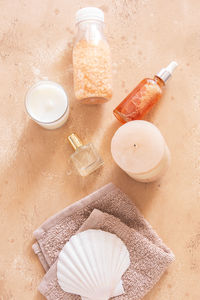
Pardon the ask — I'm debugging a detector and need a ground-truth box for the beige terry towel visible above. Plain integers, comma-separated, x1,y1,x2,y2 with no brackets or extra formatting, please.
33,183,174,299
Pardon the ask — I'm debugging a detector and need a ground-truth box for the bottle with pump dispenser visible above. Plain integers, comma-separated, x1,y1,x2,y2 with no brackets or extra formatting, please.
68,134,104,176
113,61,178,123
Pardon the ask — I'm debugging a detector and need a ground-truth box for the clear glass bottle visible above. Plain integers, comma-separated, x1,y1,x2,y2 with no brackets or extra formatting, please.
73,7,112,104
113,61,178,123
68,134,104,176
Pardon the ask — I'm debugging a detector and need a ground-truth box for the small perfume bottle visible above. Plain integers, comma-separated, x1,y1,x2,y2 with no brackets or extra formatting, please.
113,61,178,123
68,134,104,176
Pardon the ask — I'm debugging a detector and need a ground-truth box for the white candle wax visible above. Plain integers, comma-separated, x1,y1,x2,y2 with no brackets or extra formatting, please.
25,81,69,129
111,120,170,182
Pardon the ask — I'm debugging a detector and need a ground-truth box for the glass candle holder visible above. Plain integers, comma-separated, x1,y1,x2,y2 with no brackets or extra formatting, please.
25,81,69,129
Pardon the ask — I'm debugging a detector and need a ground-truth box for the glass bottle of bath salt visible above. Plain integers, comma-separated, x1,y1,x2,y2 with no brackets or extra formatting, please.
73,7,112,104
113,61,178,123
68,134,104,176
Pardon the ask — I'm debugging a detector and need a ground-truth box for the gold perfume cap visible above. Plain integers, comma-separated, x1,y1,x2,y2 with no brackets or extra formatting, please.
68,133,83,150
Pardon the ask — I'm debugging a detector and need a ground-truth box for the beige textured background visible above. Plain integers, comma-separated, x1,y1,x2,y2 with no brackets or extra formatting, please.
0,0,200,299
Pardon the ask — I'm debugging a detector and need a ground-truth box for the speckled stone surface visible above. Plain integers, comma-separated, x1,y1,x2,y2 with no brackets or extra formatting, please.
0,0,200,299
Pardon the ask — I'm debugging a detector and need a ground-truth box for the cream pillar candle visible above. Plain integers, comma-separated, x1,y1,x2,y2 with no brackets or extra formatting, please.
111,120,170,182
25,81,69,129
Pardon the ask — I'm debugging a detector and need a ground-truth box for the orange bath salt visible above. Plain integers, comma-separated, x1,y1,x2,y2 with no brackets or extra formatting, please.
73,39,112,104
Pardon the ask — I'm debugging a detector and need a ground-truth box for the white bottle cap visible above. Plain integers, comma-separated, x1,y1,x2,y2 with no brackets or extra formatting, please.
156,61,178,83
75,7,104,24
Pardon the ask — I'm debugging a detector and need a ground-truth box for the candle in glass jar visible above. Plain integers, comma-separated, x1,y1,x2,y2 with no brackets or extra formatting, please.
111,120,170,182
25,81,69,129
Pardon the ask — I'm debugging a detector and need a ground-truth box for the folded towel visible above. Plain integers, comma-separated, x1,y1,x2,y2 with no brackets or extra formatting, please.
33,183,174,299
37,208,174,299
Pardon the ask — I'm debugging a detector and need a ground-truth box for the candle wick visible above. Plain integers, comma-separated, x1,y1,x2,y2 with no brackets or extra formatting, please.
46,99,54,110
133,143,138,150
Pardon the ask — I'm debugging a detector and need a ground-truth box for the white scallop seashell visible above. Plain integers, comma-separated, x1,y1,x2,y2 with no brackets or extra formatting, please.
57,229,130,300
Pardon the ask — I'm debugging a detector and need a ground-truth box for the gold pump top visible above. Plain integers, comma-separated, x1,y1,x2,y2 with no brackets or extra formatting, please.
68,133,83,151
